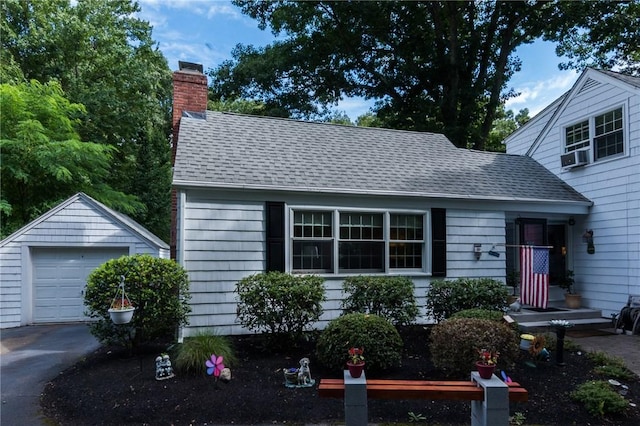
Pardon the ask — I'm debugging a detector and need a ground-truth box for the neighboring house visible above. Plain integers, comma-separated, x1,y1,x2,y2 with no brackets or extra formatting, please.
171,63,591,336
0,193,169,329
505,68,640,318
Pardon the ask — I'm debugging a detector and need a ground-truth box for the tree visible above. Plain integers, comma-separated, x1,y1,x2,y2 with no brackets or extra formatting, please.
1,0,173,241
210,1,637,150
486,106,530,152
551,1,640,76
0,80,144,237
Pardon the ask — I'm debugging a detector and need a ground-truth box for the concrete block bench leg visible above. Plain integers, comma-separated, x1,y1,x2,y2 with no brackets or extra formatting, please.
471,372,509,426
344,370,367,426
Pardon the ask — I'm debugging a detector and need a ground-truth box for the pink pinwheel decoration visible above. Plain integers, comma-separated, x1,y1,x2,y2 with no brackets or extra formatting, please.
206,354,225,377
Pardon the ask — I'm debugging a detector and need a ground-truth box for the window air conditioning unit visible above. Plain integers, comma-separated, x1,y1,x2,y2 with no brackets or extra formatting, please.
560,149,589,169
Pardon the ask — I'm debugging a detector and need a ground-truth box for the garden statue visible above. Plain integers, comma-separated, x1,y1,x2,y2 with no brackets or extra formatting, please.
283,357,315,388
156,354,175,380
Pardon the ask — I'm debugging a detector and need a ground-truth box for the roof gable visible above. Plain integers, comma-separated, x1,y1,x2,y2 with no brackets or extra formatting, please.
173,112,590,207
0,193,168,249
523,68,640,157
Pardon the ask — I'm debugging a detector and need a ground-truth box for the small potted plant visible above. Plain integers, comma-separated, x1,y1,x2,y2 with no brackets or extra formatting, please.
346,347,365,378
558,269,581,308
476,348,499,379
108,276,135,324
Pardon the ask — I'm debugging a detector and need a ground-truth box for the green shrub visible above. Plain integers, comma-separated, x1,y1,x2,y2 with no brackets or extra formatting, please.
450,308,504,322
173,330,237,375
84,255,191,351
425,278,509,322
429,318,519,378
316,313,403,372
570,380,628,416
235,272,325,341
341,275,419,325
588,351,634,380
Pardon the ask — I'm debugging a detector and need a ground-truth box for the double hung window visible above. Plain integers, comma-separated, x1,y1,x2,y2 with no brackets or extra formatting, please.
564,106,624,161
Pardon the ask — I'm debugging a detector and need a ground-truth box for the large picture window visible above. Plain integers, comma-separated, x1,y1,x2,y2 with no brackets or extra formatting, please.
564,106,624,162
291,209,426,274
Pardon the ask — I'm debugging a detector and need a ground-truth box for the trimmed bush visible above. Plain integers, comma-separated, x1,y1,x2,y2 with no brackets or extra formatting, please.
84,254,191,351
235,272,325,341
173,330,237,375
450,308,505,322
341,275,419,325
425,278,509,322
429,318,519,378
571,380,628,416
316,313,403,372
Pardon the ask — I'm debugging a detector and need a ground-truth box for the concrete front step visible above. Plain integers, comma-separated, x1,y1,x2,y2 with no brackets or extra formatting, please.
518,317,613,332
509,307,602,323
509,306,612,332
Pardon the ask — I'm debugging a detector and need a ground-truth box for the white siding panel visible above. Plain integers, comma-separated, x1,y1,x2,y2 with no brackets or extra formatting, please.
180,192,512,335
522,74,640,317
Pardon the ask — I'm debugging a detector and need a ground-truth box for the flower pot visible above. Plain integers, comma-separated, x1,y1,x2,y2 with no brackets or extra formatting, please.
476,362,495,379
108,307,135,324
346,361,365,379
283,368,298,386
564,293,582,309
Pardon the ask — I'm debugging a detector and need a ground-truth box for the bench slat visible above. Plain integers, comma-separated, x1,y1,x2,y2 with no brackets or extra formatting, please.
317,378,528,403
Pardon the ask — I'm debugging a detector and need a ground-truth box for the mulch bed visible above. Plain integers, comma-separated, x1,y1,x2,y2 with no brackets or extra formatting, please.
41,326,640,425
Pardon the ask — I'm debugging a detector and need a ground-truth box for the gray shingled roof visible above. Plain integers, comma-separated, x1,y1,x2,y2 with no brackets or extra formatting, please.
598,69,640,89
173,112,591,205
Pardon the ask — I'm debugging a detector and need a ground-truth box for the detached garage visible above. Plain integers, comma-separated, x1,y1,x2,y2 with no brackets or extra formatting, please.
0,193,169,329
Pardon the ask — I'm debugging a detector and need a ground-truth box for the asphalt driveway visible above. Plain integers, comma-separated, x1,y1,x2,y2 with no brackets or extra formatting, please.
0,323,100,426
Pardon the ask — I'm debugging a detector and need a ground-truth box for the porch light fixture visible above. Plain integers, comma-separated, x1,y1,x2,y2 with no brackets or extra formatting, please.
473,243,482,260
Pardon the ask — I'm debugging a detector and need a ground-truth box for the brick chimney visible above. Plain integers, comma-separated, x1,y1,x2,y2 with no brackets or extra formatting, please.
171,61,207,259
171,61,208,165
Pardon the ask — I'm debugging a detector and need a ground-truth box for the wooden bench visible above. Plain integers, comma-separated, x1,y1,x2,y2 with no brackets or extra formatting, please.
318,372,528,426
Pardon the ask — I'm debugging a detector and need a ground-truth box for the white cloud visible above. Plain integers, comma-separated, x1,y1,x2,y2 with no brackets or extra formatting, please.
506,71,579,116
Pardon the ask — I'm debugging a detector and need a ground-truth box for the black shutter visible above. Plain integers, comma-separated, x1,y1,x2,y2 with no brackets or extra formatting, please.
431,208,447,277
265,202,285,272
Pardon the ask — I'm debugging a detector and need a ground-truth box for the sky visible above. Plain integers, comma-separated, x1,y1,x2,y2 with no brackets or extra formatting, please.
137,0,581,120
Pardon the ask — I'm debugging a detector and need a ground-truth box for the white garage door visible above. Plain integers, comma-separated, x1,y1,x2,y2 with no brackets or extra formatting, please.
32,247,128,323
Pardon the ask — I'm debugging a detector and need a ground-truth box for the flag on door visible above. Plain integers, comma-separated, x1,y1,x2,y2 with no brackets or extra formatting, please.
520,246,549,309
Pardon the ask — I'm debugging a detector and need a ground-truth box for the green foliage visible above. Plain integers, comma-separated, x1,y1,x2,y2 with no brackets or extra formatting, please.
235,272,326,341
341,275,419,325
451,308,505,322
588,351,634,380
316,313,403,372
2,0,172,242
408,411,426,422
84,255,191,351
570,380,628,417
425,278,509,322
215,1,636,149
429,318,519,378
509,412,526,426
0,80,144,238
173,330,237,375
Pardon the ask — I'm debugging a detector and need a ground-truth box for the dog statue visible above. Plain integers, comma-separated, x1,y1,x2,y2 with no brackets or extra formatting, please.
297,357,312,385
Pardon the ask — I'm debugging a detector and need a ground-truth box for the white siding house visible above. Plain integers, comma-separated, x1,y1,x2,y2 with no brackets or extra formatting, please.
0,193,169,328
505,68,640,317
171,64,592,336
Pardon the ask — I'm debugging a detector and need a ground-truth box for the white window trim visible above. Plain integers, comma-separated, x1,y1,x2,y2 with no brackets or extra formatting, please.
288,206,430,276
562,102,628,165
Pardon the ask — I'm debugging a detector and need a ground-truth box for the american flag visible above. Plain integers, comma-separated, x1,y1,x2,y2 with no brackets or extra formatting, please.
520,246,549,309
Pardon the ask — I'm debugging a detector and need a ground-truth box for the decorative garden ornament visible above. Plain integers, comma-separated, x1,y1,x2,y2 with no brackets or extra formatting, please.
155,354,175,380
283,358,315,388
108,275,135,324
